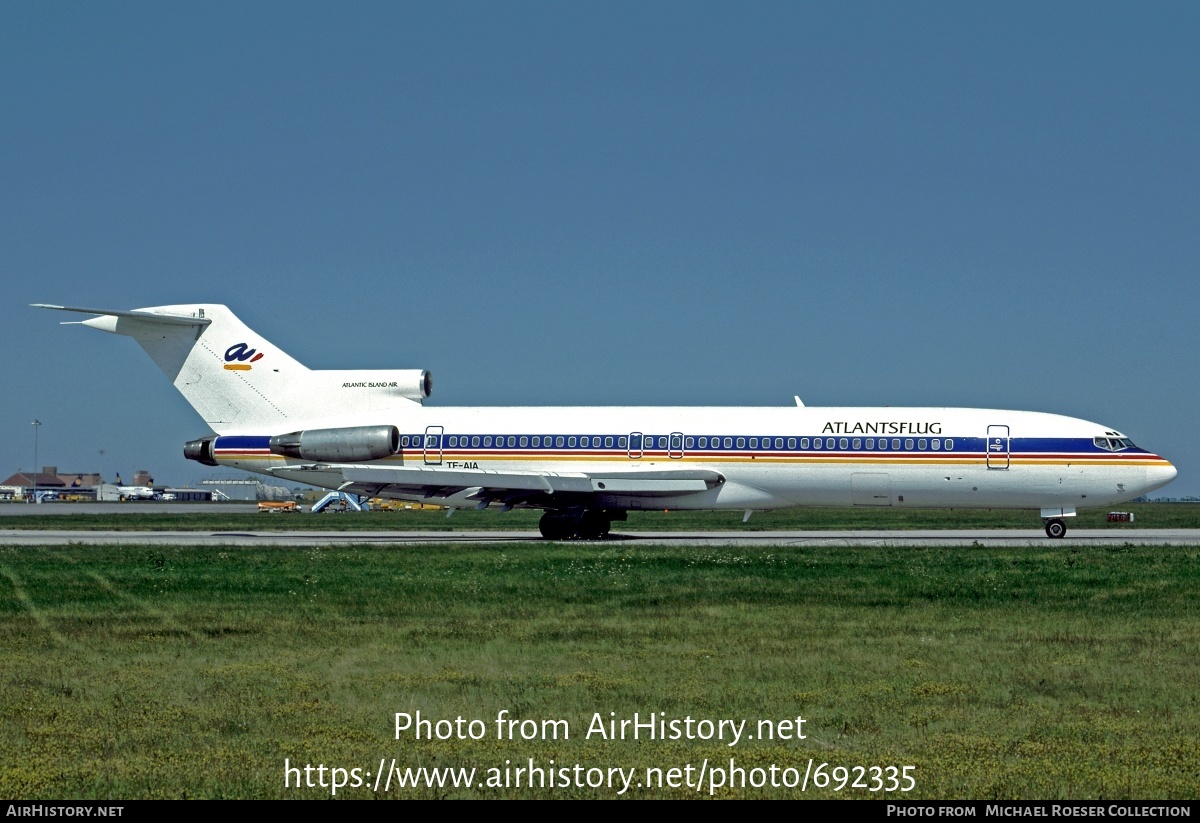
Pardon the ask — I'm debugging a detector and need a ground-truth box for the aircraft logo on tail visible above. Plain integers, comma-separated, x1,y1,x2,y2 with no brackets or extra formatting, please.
224,343,264,371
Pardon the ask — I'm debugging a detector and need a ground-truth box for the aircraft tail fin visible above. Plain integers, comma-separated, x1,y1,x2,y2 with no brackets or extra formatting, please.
35,304,430,434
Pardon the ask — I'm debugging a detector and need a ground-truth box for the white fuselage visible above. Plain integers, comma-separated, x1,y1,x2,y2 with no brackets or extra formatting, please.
211,405,1176,512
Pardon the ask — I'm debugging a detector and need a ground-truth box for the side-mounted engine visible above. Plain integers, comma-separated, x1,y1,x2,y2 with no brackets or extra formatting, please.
267,425,401,462
184,425,404,466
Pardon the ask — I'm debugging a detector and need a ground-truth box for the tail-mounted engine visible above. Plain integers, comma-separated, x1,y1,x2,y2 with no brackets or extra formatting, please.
183,436,218,466
268,425,401,462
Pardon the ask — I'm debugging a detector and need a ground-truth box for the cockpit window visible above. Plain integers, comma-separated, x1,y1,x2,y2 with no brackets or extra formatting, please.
1094,436,1137,451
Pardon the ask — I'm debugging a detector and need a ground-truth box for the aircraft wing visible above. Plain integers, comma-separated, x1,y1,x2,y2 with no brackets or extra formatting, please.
286,464,723,508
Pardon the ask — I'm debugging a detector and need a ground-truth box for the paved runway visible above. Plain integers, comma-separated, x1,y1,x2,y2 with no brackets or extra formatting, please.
0,503,259,515
1,529,1197,546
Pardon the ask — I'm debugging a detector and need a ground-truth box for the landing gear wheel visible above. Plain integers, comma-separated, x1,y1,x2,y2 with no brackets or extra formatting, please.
538,511,611,540
538,512,574,540
577,511,611,540
1044,518,1067,539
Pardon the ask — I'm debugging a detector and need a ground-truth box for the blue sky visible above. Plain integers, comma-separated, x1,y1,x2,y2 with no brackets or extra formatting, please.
2,2,1197,496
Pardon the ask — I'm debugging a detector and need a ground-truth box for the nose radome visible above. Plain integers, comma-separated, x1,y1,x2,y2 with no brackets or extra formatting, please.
1145,460,1177,493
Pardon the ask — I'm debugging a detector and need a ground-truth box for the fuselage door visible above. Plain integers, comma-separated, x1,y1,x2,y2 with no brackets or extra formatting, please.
986,425,1010,470
627,432,644,460
424,425,443,465
669,432,684,459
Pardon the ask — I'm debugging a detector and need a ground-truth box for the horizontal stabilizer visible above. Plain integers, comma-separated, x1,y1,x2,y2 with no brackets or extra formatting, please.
32,304,212,327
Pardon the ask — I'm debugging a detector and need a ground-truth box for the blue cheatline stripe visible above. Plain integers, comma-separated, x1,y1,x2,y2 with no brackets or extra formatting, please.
211,433,1155,458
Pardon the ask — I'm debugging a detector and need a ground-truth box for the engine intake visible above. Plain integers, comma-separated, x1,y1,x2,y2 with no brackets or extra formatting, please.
269,425,401,462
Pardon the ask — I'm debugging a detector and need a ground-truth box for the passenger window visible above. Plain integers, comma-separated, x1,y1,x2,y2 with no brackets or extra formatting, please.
724,437,733,448
401,435,410,447
472,436,481,447
918,439,927,450
760,438,770,450
892,439,901,450
852,438,861,449
865,438,874,449
800,438,809,449
519,436,528,447
775,438,784,449
618,437,627,448
483,436,492,447
579,436,588,448
532,436,540,447
671,434,683,449
839,438,848,449
904,439,914,450
698,437,707,448
686,437,694,448
736,437,746,448
946,439,954,450
931,439,940,450
878,439,887,450
749,437,758,449
556,436,565,448
605,436,613,448
568,436,576,447
787,438,796,449
813,438,822,449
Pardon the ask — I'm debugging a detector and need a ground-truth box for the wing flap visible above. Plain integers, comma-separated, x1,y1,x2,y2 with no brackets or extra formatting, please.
335,465,722,500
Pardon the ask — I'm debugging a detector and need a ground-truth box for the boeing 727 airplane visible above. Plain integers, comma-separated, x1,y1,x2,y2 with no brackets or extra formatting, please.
36,303,1176,539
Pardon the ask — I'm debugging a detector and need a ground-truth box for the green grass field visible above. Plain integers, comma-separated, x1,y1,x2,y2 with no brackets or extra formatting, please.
2,540,1199,799
1,501,1197,531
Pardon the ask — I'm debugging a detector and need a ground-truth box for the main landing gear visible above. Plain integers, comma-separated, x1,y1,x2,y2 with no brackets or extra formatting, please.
1043,518,1067,539
539,510,612,540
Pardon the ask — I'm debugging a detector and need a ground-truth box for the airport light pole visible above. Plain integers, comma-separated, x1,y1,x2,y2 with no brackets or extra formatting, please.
31,419,41,503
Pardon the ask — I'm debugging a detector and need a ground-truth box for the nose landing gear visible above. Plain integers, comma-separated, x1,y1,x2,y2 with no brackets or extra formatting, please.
1044,518,1067,539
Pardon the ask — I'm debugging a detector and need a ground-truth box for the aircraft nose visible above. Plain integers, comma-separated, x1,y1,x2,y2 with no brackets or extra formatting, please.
1145,459,1177,494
